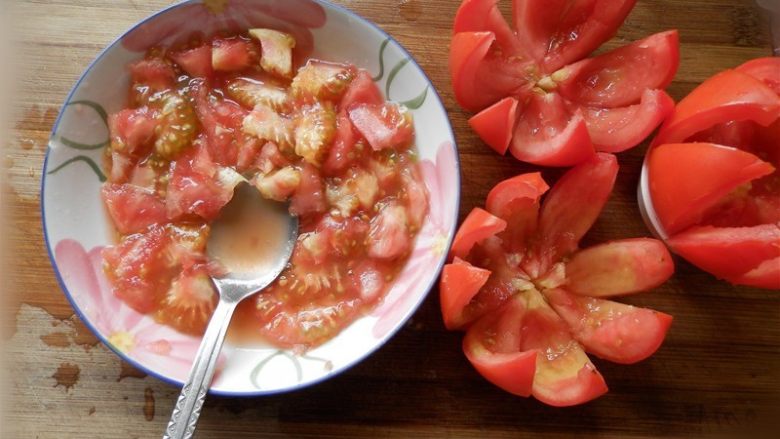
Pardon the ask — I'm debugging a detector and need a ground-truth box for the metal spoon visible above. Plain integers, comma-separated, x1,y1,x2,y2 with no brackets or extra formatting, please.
163,182,298,439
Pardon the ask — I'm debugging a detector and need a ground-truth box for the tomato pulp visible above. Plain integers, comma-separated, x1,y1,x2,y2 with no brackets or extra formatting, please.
441,154,674,406
648,57,780,289
450,0,679,166
101,29,429,349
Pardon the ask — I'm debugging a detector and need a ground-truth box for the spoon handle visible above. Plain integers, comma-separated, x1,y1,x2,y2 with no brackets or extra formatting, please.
163,299,235,439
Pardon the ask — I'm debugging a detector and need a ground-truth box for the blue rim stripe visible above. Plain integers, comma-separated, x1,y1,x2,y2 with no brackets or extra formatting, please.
40,0,461,398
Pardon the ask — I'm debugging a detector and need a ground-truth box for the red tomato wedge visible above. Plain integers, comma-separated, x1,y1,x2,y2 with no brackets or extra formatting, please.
732,257,780,290
582,89,675,153
737,57,780,95
449,208,507,260
667,224,780,284
441,258,492,330
468,97,518,155
450,0,678,166
544,288,673,364
510,93,594,167
462,296,538,398
486,172,549,219
565,239,674,297
486,172,549,251
648,143,775,235
653,69,780,146
440,152,673,405
557,31,679,108
529,153,618,276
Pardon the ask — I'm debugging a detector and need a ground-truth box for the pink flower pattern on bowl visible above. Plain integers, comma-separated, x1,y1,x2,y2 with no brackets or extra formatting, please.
121,0,326,58
54,239,208,383
371,141,458,338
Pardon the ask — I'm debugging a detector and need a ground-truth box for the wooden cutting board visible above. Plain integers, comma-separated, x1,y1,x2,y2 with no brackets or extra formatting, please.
5,1,779,437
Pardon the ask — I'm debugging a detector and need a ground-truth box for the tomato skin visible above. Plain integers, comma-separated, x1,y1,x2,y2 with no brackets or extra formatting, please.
469,97,518,155
545,288,673,364
737,57,780,95
667,224,780,283
449,208,507,260
582,89,675,153
440,258,492,330
102,183,168,234
653,69,780,146
648,143,775,235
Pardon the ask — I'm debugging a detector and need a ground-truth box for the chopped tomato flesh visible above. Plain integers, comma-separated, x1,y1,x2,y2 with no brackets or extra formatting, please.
103,30,429,348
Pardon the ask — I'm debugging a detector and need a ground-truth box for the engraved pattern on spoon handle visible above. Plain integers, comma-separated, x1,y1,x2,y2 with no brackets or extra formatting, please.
163,299,235,439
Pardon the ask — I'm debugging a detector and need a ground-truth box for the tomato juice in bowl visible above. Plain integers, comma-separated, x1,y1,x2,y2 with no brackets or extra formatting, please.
42,0,459,395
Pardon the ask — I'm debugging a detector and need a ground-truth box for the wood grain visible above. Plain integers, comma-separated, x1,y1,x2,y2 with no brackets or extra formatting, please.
4,1,779,438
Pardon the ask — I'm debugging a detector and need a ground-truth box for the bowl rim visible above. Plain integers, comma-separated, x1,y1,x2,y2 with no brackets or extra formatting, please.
637,149,669,241
40,0,461,397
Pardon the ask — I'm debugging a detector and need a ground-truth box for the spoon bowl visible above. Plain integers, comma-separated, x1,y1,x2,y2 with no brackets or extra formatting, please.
164,183,298,439
208,183,298,295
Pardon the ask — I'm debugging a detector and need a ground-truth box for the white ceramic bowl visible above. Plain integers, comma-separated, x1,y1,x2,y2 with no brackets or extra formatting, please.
42,0,460,396
637,153,668,241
